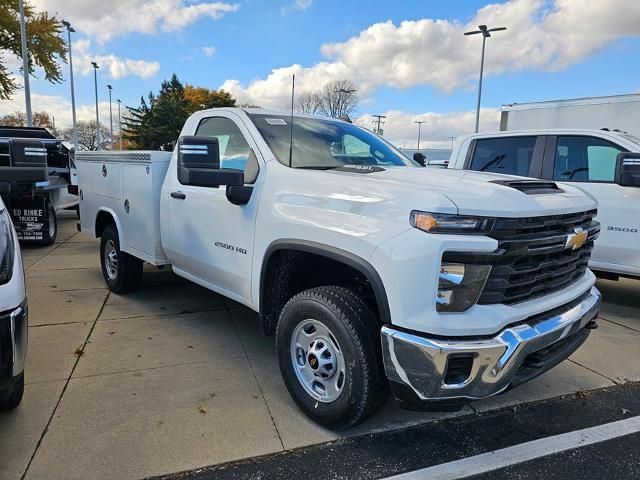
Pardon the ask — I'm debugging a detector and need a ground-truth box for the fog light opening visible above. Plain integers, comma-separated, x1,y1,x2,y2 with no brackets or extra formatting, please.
444,355,474,386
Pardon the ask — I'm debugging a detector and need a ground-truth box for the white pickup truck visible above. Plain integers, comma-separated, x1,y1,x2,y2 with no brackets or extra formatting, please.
444,129,640,280
78,108,601,429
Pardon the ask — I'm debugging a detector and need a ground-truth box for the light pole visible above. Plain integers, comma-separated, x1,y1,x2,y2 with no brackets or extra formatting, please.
107,84,113,148
62,20,78,150
116,99,123,150
464,24,506,133
18,0,32,126
372,114,386,136
414,120,425,150
332,87,357,119
91,62,100,149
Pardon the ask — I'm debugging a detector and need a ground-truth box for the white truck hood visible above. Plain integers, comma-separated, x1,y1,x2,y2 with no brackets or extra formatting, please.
326,166,597,218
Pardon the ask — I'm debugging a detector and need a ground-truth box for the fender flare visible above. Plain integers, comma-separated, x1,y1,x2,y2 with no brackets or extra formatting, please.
259,239,391,324
95,207,126,247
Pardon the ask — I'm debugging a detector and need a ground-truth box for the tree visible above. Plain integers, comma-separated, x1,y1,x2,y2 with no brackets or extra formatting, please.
0,0,67,100
62,120,110,151
151,74,188,150
295,91,323,114
122,92,157,149
122,75,239,150
318,80,359,119
0,110,58,134
183,85,236,114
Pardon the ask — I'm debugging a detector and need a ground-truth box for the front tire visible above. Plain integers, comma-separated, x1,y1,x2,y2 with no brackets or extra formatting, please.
100,225,143,293
276,286,386,430
0,373,24,412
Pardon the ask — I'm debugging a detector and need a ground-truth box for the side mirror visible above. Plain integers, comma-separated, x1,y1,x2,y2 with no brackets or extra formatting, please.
177,136,244,187
0,139,48,183
616,152,640,187
413,152,426,167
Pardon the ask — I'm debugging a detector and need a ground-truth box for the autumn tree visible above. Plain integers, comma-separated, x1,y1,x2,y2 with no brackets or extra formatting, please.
122,75,238,149
0,110,58,134
183,85,236,114
0,0,67,100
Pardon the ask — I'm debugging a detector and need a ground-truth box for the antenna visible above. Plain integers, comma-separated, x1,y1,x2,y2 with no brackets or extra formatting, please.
288,74,295,168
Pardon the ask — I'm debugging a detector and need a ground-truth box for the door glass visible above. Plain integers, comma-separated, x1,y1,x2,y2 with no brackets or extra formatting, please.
196,117,251,171
469,137,536,176
553,136,622,182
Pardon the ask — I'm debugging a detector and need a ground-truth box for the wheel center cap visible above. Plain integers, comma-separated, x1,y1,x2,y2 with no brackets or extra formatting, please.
308,354,318,369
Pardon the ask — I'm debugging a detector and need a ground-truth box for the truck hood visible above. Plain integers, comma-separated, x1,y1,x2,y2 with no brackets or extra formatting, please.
325,166,597,217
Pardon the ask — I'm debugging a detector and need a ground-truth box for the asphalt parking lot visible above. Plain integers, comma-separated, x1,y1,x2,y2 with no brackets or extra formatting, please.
1,211,639,480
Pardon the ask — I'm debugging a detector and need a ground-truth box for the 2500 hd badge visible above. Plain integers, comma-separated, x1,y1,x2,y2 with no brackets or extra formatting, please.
214,241,247,255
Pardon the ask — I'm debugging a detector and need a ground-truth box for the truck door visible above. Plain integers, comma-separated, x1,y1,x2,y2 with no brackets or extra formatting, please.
542,135,640,273
165,113,261,302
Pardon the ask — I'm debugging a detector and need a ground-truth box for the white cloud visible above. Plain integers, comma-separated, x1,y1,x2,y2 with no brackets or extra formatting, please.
33,0,240,43
0,93,117,131
73,40,160,80
201,46,216,57
355,108,501,149
295,0,313,10
222,0,640,108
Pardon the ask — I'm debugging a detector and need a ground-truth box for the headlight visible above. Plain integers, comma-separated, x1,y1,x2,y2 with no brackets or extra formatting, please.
0,206,15,285
437,261,491,312
410,211,494,234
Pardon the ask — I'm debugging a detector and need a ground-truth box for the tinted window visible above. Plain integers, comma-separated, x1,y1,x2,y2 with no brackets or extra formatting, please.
195,117,251,171
248,114,415,168
553,136,623,182
469,137,536,176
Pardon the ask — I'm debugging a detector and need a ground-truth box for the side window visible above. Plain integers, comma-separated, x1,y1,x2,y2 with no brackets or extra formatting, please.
469,137,536,176
195,117,251,171
553,136,622,182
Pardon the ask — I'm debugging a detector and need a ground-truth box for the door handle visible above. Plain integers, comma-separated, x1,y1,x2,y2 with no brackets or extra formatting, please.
170,191,186,200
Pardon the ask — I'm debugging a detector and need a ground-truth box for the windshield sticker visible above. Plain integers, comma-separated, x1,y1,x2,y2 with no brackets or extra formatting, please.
266,118,287,126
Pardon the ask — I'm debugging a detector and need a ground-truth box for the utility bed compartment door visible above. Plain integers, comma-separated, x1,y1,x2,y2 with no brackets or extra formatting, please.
93,162,122,199
121,163,156,257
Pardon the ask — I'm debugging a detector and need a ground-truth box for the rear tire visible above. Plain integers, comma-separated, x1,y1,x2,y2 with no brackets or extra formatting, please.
276,286,386,430
0,373,24,412
40,200,57,246
100,225,143,293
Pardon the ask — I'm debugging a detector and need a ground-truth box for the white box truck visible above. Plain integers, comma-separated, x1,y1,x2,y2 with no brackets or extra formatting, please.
77,108,601,429
500,93,640,137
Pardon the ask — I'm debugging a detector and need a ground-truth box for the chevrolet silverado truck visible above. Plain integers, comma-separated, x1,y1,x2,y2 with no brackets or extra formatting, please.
444,129,640,280
77,108,601,429
0,142,35,411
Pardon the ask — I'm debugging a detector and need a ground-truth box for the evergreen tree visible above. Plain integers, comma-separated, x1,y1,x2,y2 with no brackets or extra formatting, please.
151,74,188,150
122,92,157,149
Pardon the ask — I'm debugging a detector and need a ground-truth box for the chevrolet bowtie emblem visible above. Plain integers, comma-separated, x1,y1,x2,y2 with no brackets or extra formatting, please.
565,227,588,250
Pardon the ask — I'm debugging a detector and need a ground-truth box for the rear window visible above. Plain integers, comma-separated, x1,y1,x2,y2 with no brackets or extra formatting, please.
469,137,536,176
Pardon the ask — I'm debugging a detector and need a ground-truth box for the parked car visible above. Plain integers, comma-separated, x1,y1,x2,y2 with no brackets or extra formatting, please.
444,129,640,280
77,108,600,429
0,191,27,412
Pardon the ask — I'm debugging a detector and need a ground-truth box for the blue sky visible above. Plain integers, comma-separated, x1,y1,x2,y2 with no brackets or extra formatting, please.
5,0,640,146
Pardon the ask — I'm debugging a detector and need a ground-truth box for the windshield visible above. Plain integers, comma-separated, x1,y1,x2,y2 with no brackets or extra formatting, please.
248,113,416,168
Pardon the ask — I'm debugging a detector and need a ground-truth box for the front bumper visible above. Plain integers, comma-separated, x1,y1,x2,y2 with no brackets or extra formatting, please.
0,301,28,387
381,287,600,410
